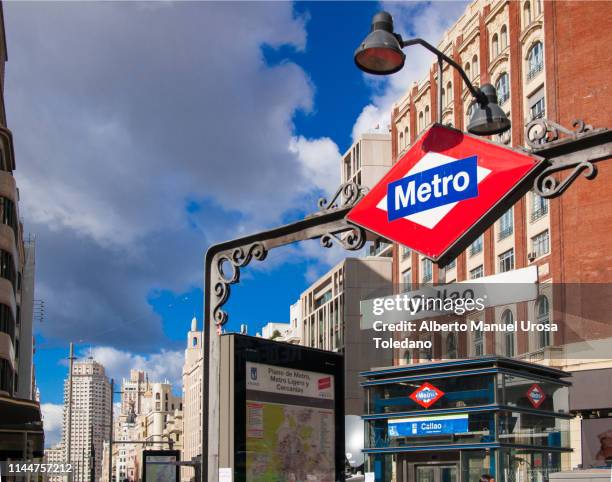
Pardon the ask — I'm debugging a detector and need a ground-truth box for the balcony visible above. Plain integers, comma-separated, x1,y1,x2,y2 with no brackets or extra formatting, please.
469,242,483,257
527,62,544,81
517,346,564,368
530,204,548,222
498,226,513,241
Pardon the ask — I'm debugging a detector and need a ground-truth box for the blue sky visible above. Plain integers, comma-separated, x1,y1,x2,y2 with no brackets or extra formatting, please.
3,0,468,445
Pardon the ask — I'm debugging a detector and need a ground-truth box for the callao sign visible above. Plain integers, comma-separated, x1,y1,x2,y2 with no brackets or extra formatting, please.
347,125,543,264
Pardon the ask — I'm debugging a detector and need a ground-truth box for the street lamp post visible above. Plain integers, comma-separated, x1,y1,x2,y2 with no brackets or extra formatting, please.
354,11,511,136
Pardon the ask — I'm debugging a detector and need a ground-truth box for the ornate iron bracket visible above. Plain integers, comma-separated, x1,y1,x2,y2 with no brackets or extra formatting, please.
525,118,611,198
203,181,370,480
209,181,367,330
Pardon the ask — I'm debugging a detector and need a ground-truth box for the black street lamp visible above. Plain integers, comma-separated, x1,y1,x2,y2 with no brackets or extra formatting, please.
355,11,511,136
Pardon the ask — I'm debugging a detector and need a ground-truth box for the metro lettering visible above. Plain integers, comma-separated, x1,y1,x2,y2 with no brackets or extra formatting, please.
387,156,479,221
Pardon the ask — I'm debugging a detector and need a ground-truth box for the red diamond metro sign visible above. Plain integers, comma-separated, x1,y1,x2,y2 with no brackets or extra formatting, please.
410,382,444,408
347,125,544,264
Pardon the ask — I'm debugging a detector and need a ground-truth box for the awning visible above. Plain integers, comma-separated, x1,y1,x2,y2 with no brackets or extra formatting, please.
569,368,612,411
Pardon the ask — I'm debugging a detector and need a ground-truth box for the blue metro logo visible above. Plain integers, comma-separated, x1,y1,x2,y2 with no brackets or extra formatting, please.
387,156,479,221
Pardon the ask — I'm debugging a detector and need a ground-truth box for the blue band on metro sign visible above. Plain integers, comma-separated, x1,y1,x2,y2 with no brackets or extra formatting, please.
388,414,469,437
387,156,479,221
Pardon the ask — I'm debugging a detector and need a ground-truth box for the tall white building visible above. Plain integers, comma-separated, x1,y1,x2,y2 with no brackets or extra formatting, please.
181,316,203,482
112,369,150,482
61,358,111,482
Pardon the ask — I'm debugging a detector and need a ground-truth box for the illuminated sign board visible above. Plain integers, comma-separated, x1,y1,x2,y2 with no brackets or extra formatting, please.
388,413,469,437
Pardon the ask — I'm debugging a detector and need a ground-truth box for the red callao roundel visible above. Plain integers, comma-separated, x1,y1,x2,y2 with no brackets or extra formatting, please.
526,383,546,408
346,124,543,263
318,377,331,390
410,382,445,408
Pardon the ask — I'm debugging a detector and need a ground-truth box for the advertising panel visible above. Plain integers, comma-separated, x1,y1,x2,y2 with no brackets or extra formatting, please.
582,418,612,468
142,450,180,482
245,362,336,482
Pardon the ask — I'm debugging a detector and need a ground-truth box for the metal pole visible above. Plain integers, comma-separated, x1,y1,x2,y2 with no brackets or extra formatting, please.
437,55,444,123
66,343,75,482
401,37,485,104
108,378,113,482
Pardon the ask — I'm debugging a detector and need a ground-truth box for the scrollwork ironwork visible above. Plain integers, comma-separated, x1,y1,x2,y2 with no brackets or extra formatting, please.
526,118,610,198
525,118,593,149
320,225,366,251
534,160,597,199
317,181,368,212
212,242,268,326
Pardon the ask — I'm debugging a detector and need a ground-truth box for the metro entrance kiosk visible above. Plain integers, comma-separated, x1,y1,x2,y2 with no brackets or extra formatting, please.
361,357,572,482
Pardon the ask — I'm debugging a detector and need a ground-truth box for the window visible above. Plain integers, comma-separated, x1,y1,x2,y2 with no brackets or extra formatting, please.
530,96,545,120
446,81,452,104
536,0,542,15
424,106,430,126
470,235,483,256
399,132,404,151
502,309,515,357
524,1,532,27
441,88,445,108
314,290,332,308
472,55,479,78
401,245,411,259
536,295,551,348
465,63,471,81
498,208,514,240
492,34,499,59
445,258,456,269
531,230,550,258
527,41,544,80
531,191,548,221
404,126,409,146
418,111,424,132
401,269,412,292
422,258,433,282
474,330,484,356
501,25,508,50
446,333,458,359
0,251,16,292
499,249,515,273
496,73,510,105
420,335,433,361
470,265,484,279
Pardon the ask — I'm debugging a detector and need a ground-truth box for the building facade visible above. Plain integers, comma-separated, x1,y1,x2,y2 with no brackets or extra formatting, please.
300,256,394,415
0,2,43,461
61,358,112,482
112,369,151,481
379,0,612,475
182,316,203,481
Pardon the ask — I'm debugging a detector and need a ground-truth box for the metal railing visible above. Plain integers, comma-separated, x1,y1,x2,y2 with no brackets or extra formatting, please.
530,204,548,222
498,226,513,241
527,62,544,81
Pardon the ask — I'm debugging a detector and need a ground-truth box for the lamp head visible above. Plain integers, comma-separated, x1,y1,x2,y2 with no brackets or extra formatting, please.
467,83,511,136
354,12,405,75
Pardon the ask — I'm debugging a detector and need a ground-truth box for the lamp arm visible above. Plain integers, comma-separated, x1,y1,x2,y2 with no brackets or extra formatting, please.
399,36,486,104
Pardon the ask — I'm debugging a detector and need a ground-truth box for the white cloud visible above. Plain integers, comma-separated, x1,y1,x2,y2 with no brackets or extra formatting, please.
352,1,469,141
87,346,184,390
41,403,63,448
3,2,343,346
290,135,342,196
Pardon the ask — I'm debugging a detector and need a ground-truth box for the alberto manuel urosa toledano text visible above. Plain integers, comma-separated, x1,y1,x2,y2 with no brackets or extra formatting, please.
369,293,558,350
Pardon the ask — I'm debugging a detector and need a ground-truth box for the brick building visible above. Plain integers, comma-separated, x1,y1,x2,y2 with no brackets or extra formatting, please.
377,0,612,472
387,0,612,359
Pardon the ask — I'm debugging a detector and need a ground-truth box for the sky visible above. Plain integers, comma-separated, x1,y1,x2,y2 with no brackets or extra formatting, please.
3,0,468,447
